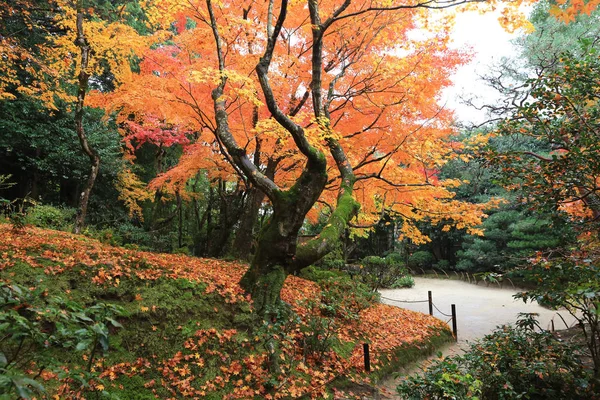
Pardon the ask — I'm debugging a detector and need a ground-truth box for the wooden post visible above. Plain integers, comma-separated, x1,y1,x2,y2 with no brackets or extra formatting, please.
363,343,370,372
428,291,433,316
451,304,457,340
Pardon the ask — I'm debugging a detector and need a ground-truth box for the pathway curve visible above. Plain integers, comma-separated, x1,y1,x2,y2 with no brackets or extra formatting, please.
374,277,578,399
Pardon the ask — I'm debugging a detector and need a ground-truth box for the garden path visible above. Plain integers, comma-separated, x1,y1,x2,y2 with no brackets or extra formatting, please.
375,277,578,399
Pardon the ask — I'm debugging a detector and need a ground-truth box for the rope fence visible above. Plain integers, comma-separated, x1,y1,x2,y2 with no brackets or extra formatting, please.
379,296,428,304
381,290,458,340
433,303,453,318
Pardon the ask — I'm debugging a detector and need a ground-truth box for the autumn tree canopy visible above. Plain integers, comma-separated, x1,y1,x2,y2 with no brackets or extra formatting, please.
84,0,540,312
1,0,544,313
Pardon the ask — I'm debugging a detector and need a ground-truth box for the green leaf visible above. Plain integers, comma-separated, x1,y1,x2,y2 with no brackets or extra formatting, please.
14,376,44,399
76,340,91,351
73,312,94,322
91,323,108,336
99,335,109,352
106,318,123,328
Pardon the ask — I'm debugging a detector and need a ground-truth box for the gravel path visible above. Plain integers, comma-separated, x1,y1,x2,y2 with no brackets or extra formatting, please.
375,277,578,399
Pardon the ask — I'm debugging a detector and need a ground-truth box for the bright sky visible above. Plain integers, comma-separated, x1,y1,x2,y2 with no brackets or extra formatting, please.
442,11,521,125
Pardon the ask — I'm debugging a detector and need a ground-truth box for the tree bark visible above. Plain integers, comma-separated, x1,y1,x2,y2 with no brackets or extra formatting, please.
208,180,244,257
231,186,264,260
73,0,100,234
240,169,327,314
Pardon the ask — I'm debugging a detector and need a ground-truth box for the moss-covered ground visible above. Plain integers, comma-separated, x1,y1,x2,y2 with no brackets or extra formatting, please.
0,223,452,399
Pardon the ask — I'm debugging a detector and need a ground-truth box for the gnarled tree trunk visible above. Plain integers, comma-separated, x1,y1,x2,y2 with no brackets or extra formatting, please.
239,163,327,313
206,0,357,315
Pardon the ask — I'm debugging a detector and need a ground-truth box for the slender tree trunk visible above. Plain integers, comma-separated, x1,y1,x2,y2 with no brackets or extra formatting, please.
176,190,183,248
231,122,265,261
231,187,264,260
73,0,100,234
30,148,42,199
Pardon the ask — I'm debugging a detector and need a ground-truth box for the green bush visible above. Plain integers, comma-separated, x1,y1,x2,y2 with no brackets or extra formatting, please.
398,314,593,399
362,255,386,267
0,283,124,399
321,258,346,270
408,251,435,269
359,255,410,290
391,275,415,288
456,258,475,272
88,222,162,251
397,355,482,399
24,204,76,230
301,267,378,320
384,252,405,266
435,259,451,270
319,276,378,320
88,227,124,246
299,265,347,283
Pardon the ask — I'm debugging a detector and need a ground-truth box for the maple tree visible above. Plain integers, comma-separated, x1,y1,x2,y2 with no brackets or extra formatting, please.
96,0,541,314
1,0,149,232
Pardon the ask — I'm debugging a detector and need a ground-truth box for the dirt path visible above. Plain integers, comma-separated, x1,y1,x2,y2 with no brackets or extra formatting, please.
374,277,578,399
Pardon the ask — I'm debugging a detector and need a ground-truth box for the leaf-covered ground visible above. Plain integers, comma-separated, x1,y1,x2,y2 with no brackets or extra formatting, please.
0,223,451,399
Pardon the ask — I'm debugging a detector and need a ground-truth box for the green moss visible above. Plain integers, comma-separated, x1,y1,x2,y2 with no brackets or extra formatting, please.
372,327,454,381
332,339,356,359
4,261,248,361
299,265,347,282
295,190,359,268
4,259,47,285
244,265,286,314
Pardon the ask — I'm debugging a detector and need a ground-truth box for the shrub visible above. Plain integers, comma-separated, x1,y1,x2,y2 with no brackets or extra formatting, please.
318,276,378,320
398,314,593,399
321,258,346,270
456,258,475,272
435,259,451,270
391,275,415,288
300,265,347,282
359,255,409,290
408,251,435,269
89,222,164,251
362,255,386,267
397,355,482,399
385,252,405,266
0,283,124,399
24,204,76,230
515,244,600,380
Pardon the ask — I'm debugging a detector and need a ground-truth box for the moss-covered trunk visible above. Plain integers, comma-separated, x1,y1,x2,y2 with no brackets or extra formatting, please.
240,163,327,314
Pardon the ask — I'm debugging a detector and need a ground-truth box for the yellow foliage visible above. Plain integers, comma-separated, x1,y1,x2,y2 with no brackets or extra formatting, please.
116,168,154,221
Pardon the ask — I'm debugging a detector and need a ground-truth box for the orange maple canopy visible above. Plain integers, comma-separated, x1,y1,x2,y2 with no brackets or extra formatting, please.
91,0,533,242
